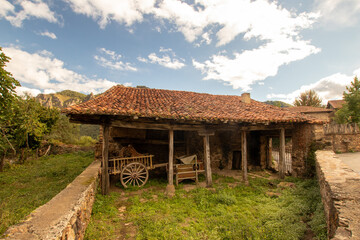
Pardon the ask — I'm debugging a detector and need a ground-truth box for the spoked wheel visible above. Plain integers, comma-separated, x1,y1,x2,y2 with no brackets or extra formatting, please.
120,162,149,188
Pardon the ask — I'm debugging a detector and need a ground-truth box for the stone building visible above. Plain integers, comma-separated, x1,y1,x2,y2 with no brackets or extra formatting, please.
63,85,323,194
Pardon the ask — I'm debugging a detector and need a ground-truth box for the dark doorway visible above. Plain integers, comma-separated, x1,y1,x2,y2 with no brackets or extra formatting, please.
232,151,242,170
248,131,261,166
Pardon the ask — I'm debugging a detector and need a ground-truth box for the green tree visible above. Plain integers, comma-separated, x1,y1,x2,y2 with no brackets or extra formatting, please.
293,90,323,107
46,114,80,144
335,76,360,124
13,96,59,150
0,47,20,171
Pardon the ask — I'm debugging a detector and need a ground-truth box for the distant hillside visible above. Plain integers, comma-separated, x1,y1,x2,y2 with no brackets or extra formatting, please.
264,101,292,108
36,90,95,109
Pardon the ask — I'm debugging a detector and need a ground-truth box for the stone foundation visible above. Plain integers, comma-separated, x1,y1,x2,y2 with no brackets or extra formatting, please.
2,161,100,240
316,150,360,239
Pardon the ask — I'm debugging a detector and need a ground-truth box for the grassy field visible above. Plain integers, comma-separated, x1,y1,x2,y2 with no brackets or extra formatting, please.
85,173,327,240
0,151,94,235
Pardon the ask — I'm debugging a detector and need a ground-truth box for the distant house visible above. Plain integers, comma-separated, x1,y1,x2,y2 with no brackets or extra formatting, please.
63,85,324,194
327,100,345,111
288,106,333,122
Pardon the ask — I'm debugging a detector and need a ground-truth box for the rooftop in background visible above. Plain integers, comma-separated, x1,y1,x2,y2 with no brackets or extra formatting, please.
288,106,333,113
327,100,346,110
63,85,320,125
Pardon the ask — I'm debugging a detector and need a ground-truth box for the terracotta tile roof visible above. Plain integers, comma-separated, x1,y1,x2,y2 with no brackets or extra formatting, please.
327,100,345,109
288,106,333,113
63,85,318,124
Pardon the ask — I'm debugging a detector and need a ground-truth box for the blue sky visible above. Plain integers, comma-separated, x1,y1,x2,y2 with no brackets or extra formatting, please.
1,0,360,104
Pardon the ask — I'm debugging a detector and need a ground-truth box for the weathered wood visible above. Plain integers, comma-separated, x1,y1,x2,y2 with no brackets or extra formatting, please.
168,129,174,185
241,131,248,183
203,134,213,187
260,136,267,169
198,130,215,136
114,138,185,145
279,128,286,179
102,123,110,195
112,120,206,131
267,137,273,169
185,132,190,155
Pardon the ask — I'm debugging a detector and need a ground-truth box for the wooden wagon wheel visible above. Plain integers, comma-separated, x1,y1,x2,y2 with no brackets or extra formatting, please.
120,162,149,188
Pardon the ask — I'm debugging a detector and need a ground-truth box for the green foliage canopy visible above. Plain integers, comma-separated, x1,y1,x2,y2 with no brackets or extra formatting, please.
335,76,360,124
0,47,20,158
0,47,20,114
293,90,323,107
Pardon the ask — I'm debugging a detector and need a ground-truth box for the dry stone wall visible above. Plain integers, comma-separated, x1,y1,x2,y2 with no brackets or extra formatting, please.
316,150,360,239
323,123,360,153
2,161,100,240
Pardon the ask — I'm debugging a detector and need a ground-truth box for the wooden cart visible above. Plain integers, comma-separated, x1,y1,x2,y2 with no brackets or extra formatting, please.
108,145,167,188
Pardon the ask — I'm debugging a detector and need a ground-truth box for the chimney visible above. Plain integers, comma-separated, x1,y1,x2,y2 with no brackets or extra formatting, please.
241,93,250,103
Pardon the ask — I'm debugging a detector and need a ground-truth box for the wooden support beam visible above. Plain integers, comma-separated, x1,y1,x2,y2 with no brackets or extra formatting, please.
101,123,110,195
260,136,267,169
185,132,190,155
203,134,212,187
168,129,174,186
279,128,286,179
112,120,206,131
267,137,273,169
241,131,248,184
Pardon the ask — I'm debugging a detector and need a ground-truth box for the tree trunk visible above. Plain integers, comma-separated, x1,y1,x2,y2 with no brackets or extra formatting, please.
0,152,6,172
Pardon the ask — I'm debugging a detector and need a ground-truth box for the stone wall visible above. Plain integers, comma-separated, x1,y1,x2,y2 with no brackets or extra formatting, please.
2,161,100,240
316,150,360,239
291,123,313,176
323,123,360,153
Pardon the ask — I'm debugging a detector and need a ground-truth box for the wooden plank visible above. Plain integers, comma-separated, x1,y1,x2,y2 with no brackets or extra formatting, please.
102,123,110,195
198,130,215,136
112,120,206,131
241,131,248,183
168,129,174,185
204,134,213,187
279,128,286,179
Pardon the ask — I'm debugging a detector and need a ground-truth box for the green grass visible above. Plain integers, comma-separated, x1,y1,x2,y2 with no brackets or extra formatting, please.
85,175,327,240
0,151,94,235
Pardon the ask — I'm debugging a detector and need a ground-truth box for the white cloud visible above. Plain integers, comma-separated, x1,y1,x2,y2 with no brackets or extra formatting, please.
16,86,42,97
1,0,58,27
0,0,15,18
314,0,360,27
267,68,360,104
64,0,319,90
139,48,185,70
94,48,137,71
65,0,155,29
4,47,120,94
39,31,57,39
193,39,320,91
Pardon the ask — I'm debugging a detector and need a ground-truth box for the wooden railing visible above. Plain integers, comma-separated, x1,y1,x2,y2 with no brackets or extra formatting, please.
108,155,154,174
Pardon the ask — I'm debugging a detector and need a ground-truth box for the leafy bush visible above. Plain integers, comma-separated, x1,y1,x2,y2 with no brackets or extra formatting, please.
76,136,97,146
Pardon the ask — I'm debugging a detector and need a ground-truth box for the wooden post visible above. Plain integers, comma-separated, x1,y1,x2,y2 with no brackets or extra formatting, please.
279,128,286,179
260,136,266,169
203,134,212,187
267,137,273,169
241,131,248,184
168,129,174,186
101,123,110,195
185,132,190,155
